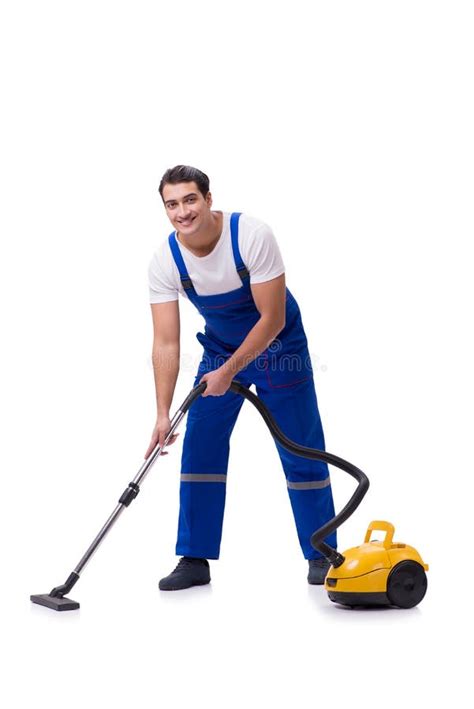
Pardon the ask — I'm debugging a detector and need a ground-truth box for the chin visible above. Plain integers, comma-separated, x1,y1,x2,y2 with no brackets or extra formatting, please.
183,223,201,236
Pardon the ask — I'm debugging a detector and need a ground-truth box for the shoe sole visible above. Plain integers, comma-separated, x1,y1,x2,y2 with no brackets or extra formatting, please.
159,579,211,591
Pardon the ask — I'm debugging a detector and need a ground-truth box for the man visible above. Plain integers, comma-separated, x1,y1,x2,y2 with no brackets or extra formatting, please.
146,165,337,590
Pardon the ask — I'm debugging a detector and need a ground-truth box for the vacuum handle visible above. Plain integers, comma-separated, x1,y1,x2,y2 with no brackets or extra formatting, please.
179,381,207,413
364,520,395,548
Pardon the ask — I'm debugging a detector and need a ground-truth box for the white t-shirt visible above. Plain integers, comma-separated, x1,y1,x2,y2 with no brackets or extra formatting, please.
148,211,285,303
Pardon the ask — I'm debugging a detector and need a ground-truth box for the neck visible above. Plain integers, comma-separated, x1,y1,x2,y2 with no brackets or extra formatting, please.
178,211,223,257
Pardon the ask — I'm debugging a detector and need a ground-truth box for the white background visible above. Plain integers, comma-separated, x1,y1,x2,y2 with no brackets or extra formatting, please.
1,1,473,706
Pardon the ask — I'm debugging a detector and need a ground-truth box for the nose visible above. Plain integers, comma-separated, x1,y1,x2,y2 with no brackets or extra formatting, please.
177,202,191,218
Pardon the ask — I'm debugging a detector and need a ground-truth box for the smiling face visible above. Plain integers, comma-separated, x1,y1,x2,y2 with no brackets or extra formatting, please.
162,181,213,237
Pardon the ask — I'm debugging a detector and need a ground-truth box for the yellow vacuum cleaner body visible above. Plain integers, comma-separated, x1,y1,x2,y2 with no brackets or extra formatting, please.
325,521,428,608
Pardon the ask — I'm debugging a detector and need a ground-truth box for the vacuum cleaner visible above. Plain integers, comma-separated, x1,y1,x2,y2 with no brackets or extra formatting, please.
30,380,428,611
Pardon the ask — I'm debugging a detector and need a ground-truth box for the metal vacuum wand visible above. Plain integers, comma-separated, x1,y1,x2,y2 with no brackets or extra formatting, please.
30,388,201,611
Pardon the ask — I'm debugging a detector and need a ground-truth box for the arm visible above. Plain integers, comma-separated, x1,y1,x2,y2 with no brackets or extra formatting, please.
151,300,180,414
200,274,286,396
144,300,181,457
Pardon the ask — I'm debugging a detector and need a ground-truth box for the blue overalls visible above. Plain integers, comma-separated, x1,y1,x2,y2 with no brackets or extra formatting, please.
168,213,337,560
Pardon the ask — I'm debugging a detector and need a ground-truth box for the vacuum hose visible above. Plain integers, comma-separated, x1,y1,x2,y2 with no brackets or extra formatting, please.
181,381,370,568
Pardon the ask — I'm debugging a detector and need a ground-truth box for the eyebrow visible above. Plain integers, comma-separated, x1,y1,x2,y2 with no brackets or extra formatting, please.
165,192,198,206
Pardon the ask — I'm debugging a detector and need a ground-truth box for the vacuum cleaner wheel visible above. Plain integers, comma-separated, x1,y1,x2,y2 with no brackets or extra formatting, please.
386,560,427,609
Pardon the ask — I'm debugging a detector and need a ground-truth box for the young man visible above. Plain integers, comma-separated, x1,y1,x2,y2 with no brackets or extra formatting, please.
146,165,336,590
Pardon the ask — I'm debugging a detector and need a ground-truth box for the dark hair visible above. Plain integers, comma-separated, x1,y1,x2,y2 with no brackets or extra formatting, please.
159,165,210,200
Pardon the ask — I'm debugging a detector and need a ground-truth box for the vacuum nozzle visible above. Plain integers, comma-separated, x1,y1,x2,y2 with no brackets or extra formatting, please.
30,571,81,611
30,594,80,611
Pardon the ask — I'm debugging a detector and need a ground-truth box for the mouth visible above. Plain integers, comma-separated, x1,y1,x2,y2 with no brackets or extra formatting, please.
177,216,196,227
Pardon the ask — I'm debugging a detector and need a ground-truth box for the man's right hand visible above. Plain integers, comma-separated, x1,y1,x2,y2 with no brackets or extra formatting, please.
144,416,179,459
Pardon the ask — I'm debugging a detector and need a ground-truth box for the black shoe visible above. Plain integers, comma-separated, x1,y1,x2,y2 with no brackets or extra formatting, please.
159,557,211,591
307,557,331,585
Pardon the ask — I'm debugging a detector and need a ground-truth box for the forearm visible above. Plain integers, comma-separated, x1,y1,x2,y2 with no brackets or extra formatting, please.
151,342,180,415
222,316,284,377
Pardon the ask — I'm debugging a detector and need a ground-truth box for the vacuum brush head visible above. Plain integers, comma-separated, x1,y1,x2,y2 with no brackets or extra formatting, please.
30,594,80,611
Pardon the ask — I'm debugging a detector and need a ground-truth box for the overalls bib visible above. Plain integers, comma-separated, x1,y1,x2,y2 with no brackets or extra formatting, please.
168,212,337,559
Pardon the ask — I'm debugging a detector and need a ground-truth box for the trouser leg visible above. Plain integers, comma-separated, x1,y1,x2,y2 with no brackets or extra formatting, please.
176,362,248,559
254,374,337,559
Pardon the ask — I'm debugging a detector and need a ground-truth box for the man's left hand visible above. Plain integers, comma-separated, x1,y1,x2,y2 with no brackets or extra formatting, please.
199,366,234,397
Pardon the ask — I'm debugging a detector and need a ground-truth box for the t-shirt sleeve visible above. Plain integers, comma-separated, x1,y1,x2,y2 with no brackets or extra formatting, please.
148,252,179,303
244,222,285,284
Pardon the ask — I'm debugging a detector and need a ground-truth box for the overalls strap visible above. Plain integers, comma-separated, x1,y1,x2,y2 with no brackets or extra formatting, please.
230,212,250,284
168,232,199,304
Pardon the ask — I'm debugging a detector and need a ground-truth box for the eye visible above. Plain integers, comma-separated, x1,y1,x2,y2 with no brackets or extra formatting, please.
186,197,196,203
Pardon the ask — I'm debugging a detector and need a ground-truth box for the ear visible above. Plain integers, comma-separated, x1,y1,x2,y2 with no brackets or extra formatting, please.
205,191,213,207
